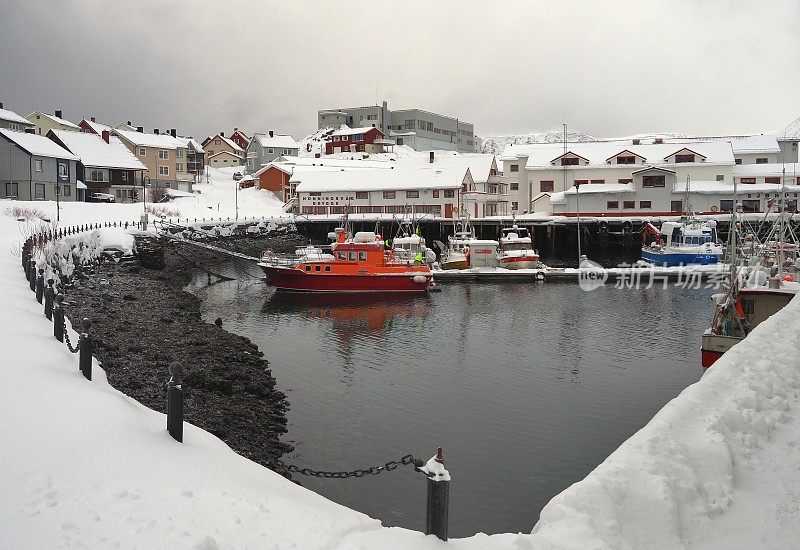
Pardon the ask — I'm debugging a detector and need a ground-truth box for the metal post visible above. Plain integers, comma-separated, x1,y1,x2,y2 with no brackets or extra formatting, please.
35,269,44,303
576,182,582,266
44,279,54,319
53,294,64,342
424,447,450,541
29,260,37,291
79,318,92,381
167,361,184,442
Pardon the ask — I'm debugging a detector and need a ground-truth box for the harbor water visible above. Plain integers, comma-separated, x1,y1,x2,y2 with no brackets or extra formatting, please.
194,275,712,538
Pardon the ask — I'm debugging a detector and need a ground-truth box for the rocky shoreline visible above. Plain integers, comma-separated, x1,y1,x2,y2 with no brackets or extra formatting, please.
63,233,306,477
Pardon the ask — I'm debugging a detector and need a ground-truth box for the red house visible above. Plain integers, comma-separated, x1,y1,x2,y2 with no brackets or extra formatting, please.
253,163,293,203
325,126,384,155
230,128,250,150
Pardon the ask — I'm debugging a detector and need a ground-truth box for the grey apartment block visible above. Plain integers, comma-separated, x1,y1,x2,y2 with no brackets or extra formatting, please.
0,137,77,201
245,134,299,173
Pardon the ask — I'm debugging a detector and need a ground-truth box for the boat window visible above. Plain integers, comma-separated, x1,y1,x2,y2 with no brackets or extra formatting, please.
349,251,357,261
325,265,331,272
305,265,311,271
741,299,754,316
315,265,321,271
337,251,346,260
358,251,367,261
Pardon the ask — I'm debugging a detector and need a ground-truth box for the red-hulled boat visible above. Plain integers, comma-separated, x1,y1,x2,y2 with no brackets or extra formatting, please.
259,227,433,293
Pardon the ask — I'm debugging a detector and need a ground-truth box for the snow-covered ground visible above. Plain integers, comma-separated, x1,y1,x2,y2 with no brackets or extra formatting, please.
1,199,800,548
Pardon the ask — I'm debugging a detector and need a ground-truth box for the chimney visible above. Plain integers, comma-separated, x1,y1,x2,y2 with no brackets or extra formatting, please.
315,153,321,158
654,138,663,144
269,130,274,138
91,116,96,122
0,102,3,109
632,139,641,145
234,127,238,132
170,128,176,138
137,126,144,133
220,131,224,137
55,109,63,119
429,151,435,164
154,128,160,135
127,120,132,126
101,130,110,143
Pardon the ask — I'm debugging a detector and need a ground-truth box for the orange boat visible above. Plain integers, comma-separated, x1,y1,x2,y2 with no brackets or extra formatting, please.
259,227,433,293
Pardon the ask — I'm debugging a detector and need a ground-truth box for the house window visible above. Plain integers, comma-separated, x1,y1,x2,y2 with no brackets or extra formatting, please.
432,190,440,198
618,178,633,184
383,191,396,199
617,156,635,164
355,134,364,141
63,184,71,197
741,199,760,212
176,163,183,172
607,201,619,209
58,163,68,179
35,159,43,172
716,174,724,181
91,169,106,181
158,149,168,160
765,177,781,184
511,201,518,211
510,182,519,191
639,200,652,209
574,180,588,186
623,200,635,209
540,181,554,192
396,138,404,145
671,200,683,212
34,183,46,200
741,178,756,184
756,158,768,164
642,175,666,187
735,158,742,165
159,165,169,176
356,191,368,199
720,200,734,212
10,123,18,131
406,190,419,198
675,154,695,163
5,182,18,198
268,148,274,154
444,190,455,198
561,157,579,166
214,139,220,145
177,149,184,158
590,179,605,184
510,164,519,172
427,122,433,132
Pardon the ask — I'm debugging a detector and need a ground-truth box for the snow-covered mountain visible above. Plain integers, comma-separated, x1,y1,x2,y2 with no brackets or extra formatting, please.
478,131,597,155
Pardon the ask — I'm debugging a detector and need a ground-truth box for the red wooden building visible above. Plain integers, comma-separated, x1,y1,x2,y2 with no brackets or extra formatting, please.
325,126,384,155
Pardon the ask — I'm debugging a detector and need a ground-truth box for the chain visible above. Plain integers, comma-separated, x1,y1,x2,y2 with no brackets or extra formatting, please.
63,327,81,354
273,454,422,479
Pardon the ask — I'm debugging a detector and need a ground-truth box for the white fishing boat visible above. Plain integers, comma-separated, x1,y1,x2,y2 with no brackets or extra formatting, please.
436,217,498,270
497,225,541,270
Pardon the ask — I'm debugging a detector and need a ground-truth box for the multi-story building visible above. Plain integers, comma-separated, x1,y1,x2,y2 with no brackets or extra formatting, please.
0,129,79,201
318,100,476,153
229,128,250,150
0,103,34,131
244,132,298,173
324,127,385,155
203,133,244,163
113,128,193,191
48,129,147,202
26,110,81,136
176,137,205,175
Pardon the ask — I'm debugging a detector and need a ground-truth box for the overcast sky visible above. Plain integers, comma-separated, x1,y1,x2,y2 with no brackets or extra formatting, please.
1,1,798,141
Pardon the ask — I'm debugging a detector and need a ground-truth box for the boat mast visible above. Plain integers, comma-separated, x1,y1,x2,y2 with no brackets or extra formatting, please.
683,174,692,218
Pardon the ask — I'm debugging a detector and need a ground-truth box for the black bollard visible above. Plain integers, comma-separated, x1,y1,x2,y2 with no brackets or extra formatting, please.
79,318,92,381
29,260,37,291
44,279,55,320
424,447,450,541
53,294,64,342
167,361,184,442
35,269,44,303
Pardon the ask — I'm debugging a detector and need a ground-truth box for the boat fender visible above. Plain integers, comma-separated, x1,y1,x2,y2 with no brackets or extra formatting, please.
413,275,428,284
536,273,545,282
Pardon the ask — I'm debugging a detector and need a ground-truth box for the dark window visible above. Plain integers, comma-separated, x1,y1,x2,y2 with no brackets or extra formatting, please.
560,157,578,166
356,191,368,199
765,177,780,184
540,181,554,192
383,191,395,199
325,265,331,272
741,178,756,184
315,265,321,271
590,179,605,184
671,200,683,212
607,201,619,209
618,178,633,184
510,182,518,191
675,154,695,163
358,251,367,261
310,192,321,196
348,251,357,261
305,265,311,271
34,183,46,200
623,200,635,209
5,182,18,198
574,180,588,186
617,156,635,164
741,199,760,212
406,190,419,198
720,200,734,212
642,175,666,187
444,190,454,198
432,190,440,198
756,158,768,164
735,159,742,165
337,252,346,260
510,164,519,172
63,185,71,197
639,200,652,209
741,298,755,315
511,201,518,210
716,174,724,182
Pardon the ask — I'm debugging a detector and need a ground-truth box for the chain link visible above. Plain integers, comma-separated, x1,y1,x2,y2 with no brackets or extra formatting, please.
63,327,81,354
273,454,421,479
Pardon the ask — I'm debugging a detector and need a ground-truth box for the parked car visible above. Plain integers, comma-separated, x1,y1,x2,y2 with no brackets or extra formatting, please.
232,171,244,181
238,175,255,189
87,193,115,203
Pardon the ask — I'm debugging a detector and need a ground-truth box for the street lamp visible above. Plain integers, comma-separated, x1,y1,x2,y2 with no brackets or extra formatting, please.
54,181,61,223
575,180,582,266
235,176,239,220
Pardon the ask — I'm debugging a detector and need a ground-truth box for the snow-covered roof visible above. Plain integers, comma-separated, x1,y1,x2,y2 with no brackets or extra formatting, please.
28,111,81,130
113,128,185,150
176,136,204,153
216,134,244,152
294,166,466,193
0,129,79,160
209,150,242,159
252,133,299,150
51,129,146,170
501,139,735,168
733,163,800,177
728,135,780,155
253,162,293,177
331,126,382,137
0,107,33,126
76,180,87,189
81,119,114,135
562,183,634,195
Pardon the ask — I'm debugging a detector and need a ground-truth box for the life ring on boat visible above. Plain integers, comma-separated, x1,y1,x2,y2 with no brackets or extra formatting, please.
710,206,718,212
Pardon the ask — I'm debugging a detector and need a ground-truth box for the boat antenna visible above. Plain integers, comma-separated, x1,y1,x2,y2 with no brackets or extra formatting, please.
683,173,692,219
